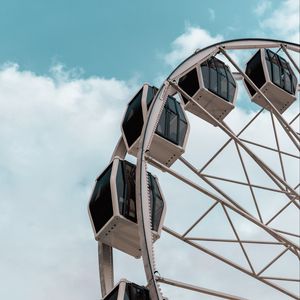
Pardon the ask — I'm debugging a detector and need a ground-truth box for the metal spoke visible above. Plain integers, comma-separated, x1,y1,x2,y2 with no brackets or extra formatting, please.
265,197,296,225
222,204,256,274
146,155,300,253
272,229,300,239
199,109,264,173
182,202,218,238
180,156,253,216
201,173,291,195
261,276,300,282
270,112,287,183
163,226,299,300
239,138,299,159
256,247,290,276
281,44,300,74
234,141,263,222
275,114,300,152
186,238,283,245
289,113,300,126
169,81,300,201
156,276,248,300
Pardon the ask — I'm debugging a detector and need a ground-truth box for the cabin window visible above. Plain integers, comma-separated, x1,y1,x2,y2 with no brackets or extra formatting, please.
156,96,188,146
122,88,144,148
201,57,236,102
89,163,113,233
265,49,297,94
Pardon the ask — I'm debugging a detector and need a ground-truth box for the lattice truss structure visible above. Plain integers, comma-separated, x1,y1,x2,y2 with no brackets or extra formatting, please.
89,39,300,300
157,106,300,299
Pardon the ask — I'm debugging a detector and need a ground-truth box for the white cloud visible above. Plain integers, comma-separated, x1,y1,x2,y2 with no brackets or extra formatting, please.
0,63,136,300
254,0,272,16
1,56,299,299
259,0,300,42
163,26,223,67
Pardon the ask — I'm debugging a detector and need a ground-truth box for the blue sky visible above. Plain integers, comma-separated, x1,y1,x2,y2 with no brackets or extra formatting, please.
0,1,299,300
0,0,288,80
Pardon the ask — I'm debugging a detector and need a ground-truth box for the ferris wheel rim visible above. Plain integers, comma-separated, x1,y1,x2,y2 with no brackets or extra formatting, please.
168,38,300,81
135,38,299,300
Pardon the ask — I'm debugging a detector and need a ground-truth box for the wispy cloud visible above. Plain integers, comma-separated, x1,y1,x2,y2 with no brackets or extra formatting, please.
254,0,272,16
259,0,300,42
208,8,216,21
0,63,136,300
163,25,223,67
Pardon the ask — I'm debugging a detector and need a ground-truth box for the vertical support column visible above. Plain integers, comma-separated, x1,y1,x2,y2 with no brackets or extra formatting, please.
98,137,127,298
98,242,114,298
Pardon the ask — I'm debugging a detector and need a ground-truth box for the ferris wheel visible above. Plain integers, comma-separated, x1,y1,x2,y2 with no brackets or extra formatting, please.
88,39,300,300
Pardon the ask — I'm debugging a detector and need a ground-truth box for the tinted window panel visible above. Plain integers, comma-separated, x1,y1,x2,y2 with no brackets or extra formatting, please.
116,161,165,229
168,111,178,143
168,97,177,113
156,109,166,136
266,59,272,81
178,120,187,146
127,283,150,300
245,50,266,96
272,64,281,86
226,67,235,85
178,68,199,97
284,70,292,93
219,74,228,99
292,74,297,94
279,56,289,69
156,96,186,146
155,96,187,146
116,163,125,216
89,163,113,233
122,88,144,148
104,285,119,300
210,68,218,93
121,161,137,223
201,65,210,89
228,83,235,102
148,174,165,232
176,101,186,121
146,86,158,109
201,57,236,102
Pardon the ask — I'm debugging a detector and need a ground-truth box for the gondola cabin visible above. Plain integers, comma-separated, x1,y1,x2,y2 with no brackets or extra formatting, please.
177,56,237,125
103,280,150,300
244,49,298,113
88,157,166,258
122,84,189,167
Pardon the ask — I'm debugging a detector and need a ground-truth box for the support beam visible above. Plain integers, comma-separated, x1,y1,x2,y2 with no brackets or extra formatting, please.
186,238,283,245
98,243,114,297
146,155,300,253
156,276,248,300
281,44,300,74
163,226,299,300
169,81,300,203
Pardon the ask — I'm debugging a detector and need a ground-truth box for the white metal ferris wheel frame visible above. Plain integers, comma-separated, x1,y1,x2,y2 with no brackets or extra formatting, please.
98,38,300,300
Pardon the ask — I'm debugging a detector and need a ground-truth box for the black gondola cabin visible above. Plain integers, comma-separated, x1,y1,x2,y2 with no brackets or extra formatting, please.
177,56,237,125
88,157,166,258
122,84,189,167
244,49,298,113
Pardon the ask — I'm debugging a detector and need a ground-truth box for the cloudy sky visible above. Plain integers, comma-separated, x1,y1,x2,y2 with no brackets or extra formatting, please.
0,1,299,300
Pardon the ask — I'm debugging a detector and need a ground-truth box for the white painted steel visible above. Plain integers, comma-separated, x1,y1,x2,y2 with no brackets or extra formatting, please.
135,39,300,300
95,39,300,300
